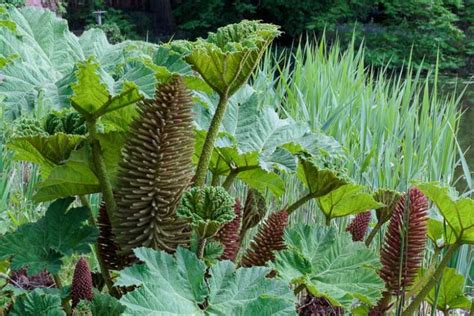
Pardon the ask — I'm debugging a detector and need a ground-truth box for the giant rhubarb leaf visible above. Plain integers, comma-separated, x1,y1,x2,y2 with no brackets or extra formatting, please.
0,7,157,119
7,133,85,178
426,267,471,312
272,225,384,310
10,289,65,316
70,58,155,118
194,88,313,196
184,20,280,97
296,155,350,198
417,182,474,244
318,184,383,223
0,198,98,274
116,247,296,315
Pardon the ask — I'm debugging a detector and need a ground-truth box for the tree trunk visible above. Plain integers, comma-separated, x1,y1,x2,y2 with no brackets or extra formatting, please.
150,0,175,36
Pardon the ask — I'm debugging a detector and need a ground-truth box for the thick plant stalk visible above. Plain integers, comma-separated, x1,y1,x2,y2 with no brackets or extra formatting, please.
240,210,288,267
215,199,242,261
402,242,460,316
194,94,229,187
53,274,71,314
286,192,316,214
365,220,384,246
71,258,93,308
86,120,117,224
114,77,194,254
78,196,116,296
379,187,428,293
346,211,371,242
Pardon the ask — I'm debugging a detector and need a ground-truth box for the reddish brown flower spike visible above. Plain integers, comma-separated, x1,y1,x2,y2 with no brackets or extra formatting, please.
379,187,428,293
71,257,93,308
97,203,135,270
346,211,372,241
240,209,289,267
215,199,242,261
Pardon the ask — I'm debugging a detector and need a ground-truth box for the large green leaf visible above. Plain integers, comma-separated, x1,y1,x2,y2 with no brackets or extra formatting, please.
70,58,155,118
0,7,158,119
117,247,296,315
0,197,98,274
272,225,384,309
7,133,85,178
427,218,456,247
33,132,125,202
296,156,350,198
194,90,309,196
10,289,65,316
426,267,471,311
89,293,126,316
417,182,474,244
185,20,280,97
318,184,383,222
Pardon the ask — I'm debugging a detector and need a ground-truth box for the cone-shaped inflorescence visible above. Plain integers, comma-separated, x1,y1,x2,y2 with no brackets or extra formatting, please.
240,209,288,267
97,203,135,270
114,77,194,254
346,211,372,242
297,293,343,316
379,187,428,293
215,199,242,261
240,188,267,244
71,257,93,308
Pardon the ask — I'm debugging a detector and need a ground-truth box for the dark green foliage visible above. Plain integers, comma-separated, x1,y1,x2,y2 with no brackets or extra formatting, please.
114,77,195,254
0,197,98,274
44,111,87,136
172,0,472,70
10,289,65,316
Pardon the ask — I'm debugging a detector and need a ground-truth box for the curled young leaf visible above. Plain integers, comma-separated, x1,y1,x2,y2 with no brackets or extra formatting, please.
177,186,235,238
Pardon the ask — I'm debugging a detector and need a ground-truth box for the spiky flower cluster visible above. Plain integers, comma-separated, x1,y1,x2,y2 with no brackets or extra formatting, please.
240,210,288,267
114,77,195,253
215,199,242,261
71,258,93,308
297,294,343,316
97,203,135,270
240,188,267,243
379,187,428,293
346,211,371,242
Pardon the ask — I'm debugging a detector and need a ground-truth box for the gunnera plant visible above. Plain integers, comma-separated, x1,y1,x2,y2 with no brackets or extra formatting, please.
374,187,428,312
97,203,135,270
215,199,242,261
380,187,428,292
114,77,195,254
346,211,371,242
240,209,289,267
71,258,93,308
